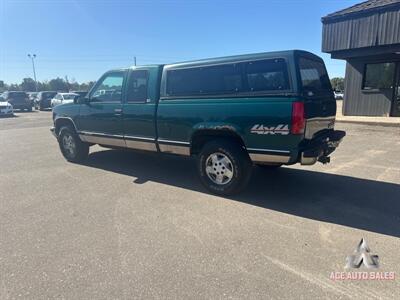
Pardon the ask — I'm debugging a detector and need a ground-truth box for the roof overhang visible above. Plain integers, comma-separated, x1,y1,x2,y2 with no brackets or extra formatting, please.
329,44,400,59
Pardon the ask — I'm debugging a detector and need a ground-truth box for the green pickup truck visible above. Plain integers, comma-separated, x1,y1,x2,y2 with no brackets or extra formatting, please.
51,50,345,195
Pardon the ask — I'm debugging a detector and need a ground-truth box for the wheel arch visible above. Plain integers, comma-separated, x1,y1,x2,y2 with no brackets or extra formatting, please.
190,127,246,155
54,117,78,136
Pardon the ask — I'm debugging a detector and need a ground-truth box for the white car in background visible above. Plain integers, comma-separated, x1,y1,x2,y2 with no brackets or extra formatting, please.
334,91,344,100
0,99,13,116
51,93,78,108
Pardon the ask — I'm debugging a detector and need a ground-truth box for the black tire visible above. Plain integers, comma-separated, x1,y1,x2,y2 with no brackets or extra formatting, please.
58,126,89,163
197,140,252,196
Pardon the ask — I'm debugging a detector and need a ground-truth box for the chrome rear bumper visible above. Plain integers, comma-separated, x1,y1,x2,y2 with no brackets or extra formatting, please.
300,130,346,165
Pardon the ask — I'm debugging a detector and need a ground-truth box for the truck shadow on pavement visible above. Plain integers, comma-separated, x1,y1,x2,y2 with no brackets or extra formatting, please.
84,149,400,238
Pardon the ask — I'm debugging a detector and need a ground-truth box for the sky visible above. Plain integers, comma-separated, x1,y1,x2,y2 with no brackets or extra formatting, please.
0,0,360,84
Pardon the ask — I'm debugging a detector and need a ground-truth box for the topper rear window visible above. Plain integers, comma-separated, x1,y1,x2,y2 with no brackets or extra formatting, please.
298,57,331,92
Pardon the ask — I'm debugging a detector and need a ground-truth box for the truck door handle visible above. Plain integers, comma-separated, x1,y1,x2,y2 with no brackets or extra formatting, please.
114,108,122,116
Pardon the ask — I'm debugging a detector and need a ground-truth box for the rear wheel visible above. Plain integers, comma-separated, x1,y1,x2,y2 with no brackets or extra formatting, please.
197,140,252,196
58,126,89,163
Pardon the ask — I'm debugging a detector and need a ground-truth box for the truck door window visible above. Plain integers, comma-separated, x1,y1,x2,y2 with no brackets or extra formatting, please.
127,70,148,103
90,72,124,102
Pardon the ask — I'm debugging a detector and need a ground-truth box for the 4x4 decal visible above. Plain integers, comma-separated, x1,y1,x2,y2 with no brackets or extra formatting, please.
250,124,290,135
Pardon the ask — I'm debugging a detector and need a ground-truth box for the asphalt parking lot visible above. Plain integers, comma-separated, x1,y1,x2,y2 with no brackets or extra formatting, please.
1,111,399,299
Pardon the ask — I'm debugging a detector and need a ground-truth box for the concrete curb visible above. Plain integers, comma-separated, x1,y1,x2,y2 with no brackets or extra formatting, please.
335,100,400,128
336,119,400,128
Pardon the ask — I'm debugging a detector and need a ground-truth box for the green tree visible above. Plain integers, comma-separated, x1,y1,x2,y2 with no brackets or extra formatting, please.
38,81,50,91
330,77,344,92
3,77,95,92
67,77,80,91
20,78,37,92
48,77,68,91
7,83,20,91
79,81,95,91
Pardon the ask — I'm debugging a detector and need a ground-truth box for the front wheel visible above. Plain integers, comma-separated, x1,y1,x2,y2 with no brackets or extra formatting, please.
58,126,89,163
197,140,252,196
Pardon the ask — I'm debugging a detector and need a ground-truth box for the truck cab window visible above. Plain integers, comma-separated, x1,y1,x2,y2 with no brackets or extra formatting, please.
127,70,148,103
90,72,124,102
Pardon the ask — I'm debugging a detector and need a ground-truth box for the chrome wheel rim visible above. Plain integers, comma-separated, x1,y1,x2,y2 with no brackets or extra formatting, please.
62,134,76,157
205,152,234,185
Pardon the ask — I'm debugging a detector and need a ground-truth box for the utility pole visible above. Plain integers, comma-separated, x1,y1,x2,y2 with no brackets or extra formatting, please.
27,54,38,92
134,56,137,66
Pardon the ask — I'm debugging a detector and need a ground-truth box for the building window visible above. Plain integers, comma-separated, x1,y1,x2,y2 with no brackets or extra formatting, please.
363,63,395,90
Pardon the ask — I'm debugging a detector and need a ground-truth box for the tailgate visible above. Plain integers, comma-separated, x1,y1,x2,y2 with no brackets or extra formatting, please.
9,98,29,105
8,94,29,104
304,94,336,139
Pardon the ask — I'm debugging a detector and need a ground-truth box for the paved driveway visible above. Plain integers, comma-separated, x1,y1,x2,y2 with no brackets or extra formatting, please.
1,112,399,299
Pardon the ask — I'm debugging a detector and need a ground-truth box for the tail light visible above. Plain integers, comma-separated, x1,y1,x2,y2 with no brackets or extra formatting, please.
291,101,305,134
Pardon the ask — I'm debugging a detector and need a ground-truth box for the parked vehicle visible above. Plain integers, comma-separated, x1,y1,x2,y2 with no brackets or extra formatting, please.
51,93,78,108
51,50,345,195
1,91,31,111
28,92,38,107
334,91,344,100
0,99,13,116
35,91,57,110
